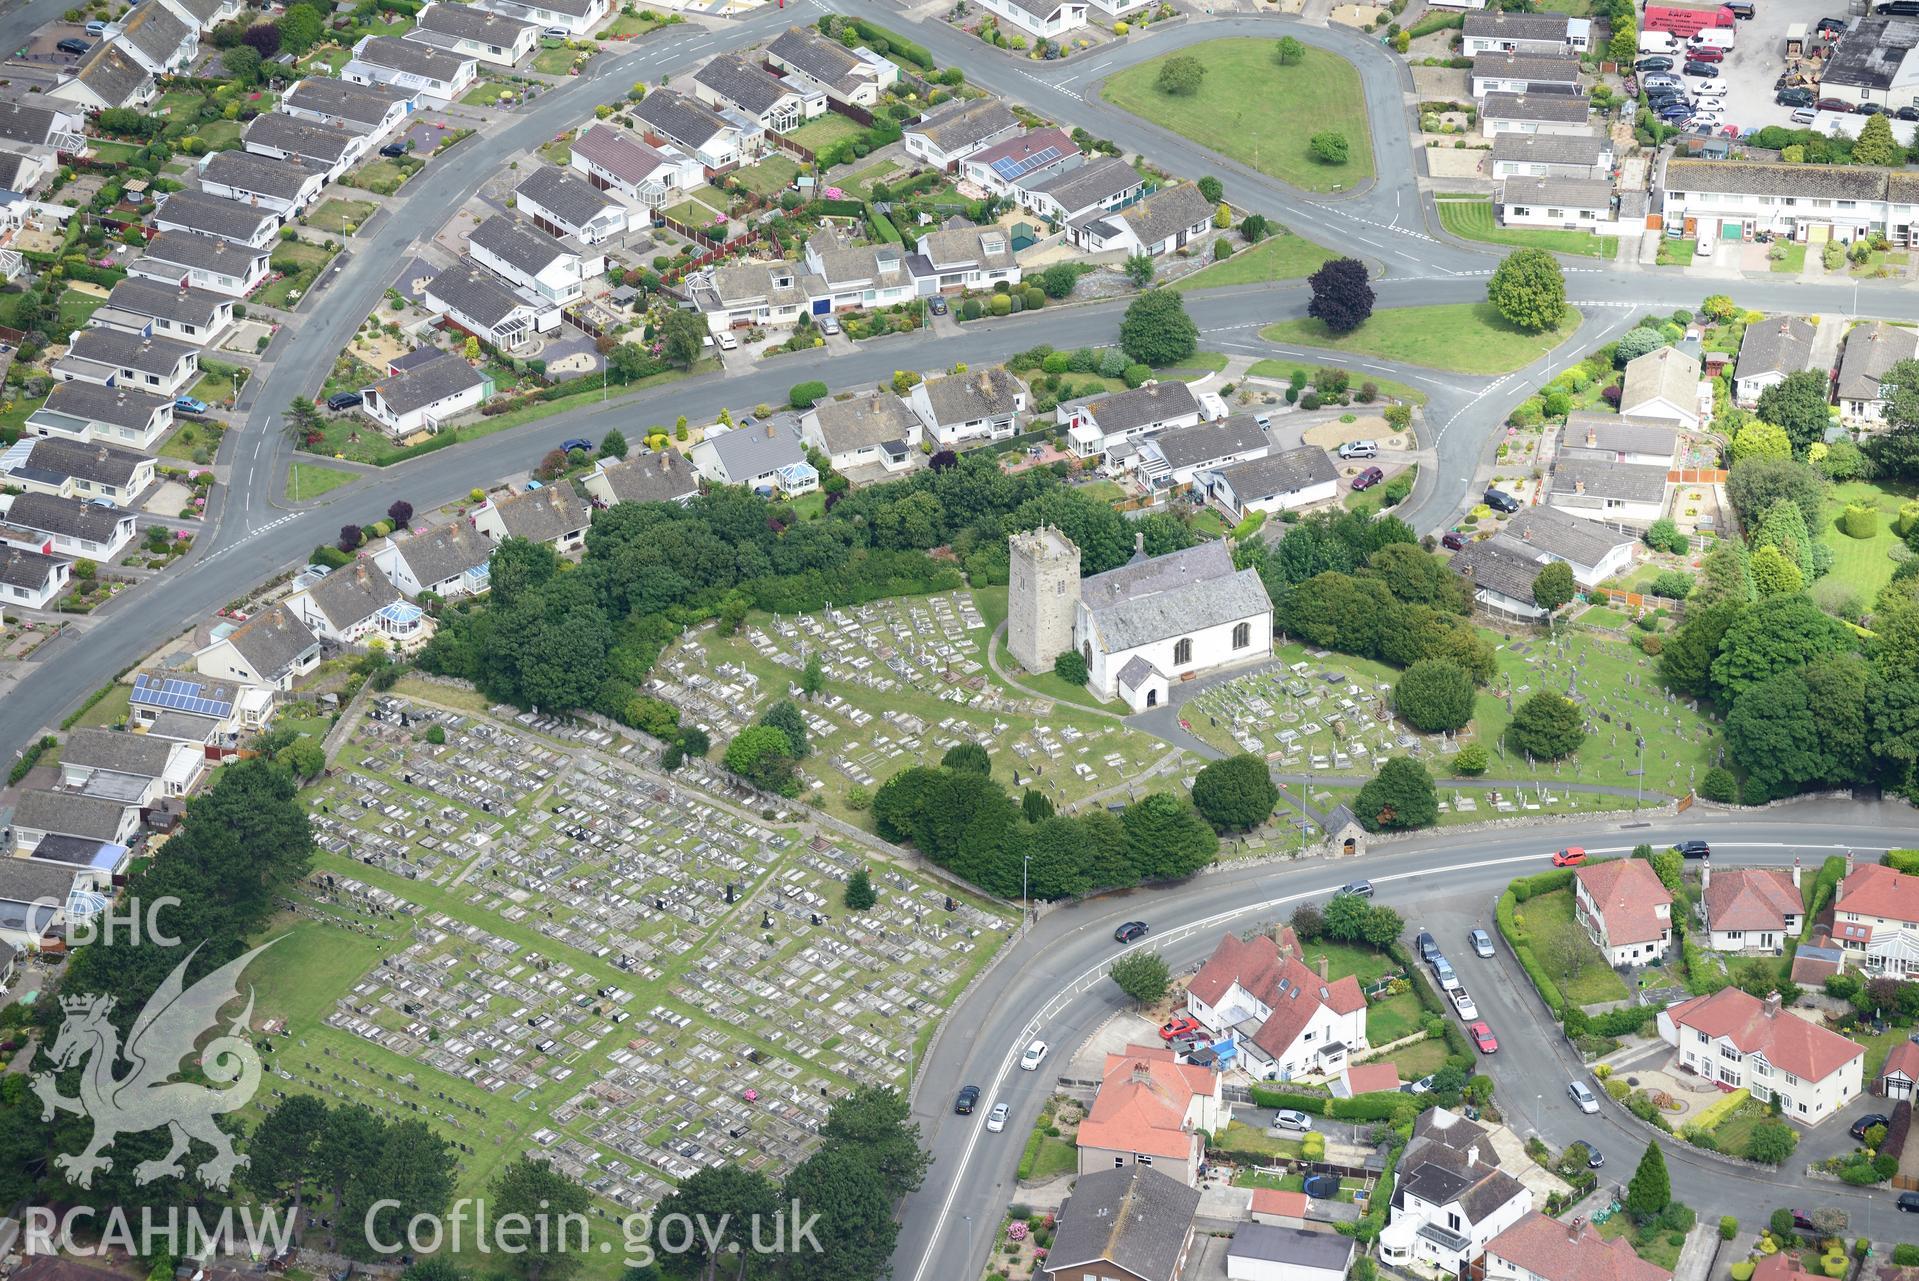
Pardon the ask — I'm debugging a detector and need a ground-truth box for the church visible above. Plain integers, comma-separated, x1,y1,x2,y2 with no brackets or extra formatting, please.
1007,527,1274,713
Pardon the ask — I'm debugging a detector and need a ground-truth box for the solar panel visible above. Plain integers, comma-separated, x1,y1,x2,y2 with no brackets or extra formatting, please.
131,674,233,718
989,145,1063,182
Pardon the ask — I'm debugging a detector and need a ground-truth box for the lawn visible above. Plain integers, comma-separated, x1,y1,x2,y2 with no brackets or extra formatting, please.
1103,40,1373,193
1815,478,1915,604
661,196,722,226
532,43,584,75
1260,303,1581,375
1311,940,1397,986
603,9,668,35
1656,238,1697,267
342,155,423,196
1016,1126,1079,1182
461,79,519,107
1175,234,1338,290
973,585,1127,712
308,198,377,235
287,462,357,501
785,112,864,153
1366,991,1425,1043
1770,243,1808,274
1435,198,1619,259
259,240,338,309
731,153,802,198
1596,1212,1682,1270
839,159,901,195
55,288,107,332
1220,1121,1306,1161
1387,1036,1452,1079
72,682,132,730
196,119,243,151
157,420,219,462
87,140,144,165
1518,888,1630,1004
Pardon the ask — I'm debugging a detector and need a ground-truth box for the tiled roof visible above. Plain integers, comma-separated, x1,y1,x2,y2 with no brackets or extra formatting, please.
694,53,793,117
490,484,588,544
424,259,538,329
1552,457,1671,503
305,560,401,629
1735,316,1815,381
391,520,491,589
1189,929,1298,1008
1880,1039,1919,1084
469,214,571,277
21,438,149,487
1022,154,1143,213
1481,91,1590,122
1452,536,1545,604
1249,1188,1309,1219
12,789,131,841
1078,1044,1212,1161
103,276,228,328
60,727,180,779
571,124,673,183
1576,859,1672,945
153,189,277,241
1836,862,1919,925
810,390,916,454
917,366,1024,424
367,352,487,417
283,77,413,128
593,450,698,505
633,89,732,149
137,229,268,276
62,327,194,380
0,545,62,592
1472,53,1581,81
908,98,1018,153
1212,446,1338,502
1046,1165,1199,1281
515,165,619,229
221,606,318,678
1344,1062,1402,1094
44,379,170,430
72,42,153,108
967,126,1077,175
699,418,807,480
118,3,192,65
2,492,128,542
1082,539,1272,652
1489,1213,1673,1281
1621,344,1701,414
1081,381,1200,434
1248,954,1366,1061
1117,183,1215,247
354,34,472,82
1665,986,1863,1082
242,111,361,165
0,98,67,146
1836,322,1919,401
1465,12,1573,39
1704,867,1801,933
1146,416,1266,472
1494,503,1634,570
1398,1140,1527,1225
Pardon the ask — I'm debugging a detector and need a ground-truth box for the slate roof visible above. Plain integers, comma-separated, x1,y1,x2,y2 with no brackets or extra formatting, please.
1230,1225,1353,1270
60,728,180,779
704,260,804,309
153,189,278,242
1735,316,1816,382
0,545,62,593
908,98,1018,154
633,89,732,149
1498,176,1615,210
1451,536,1545,603
515,165,620,229
1022,154,1143,213
61,327,194,380
305,561,402,629
1704,867,1801,933
804,233,905,288
0,860,87,915
1836,321,1919,401
413,2,536,45
425,259,539,329
367,352,488,417
72,42,152,108
1621,344,1701,414
242,111,361,165
1146,416,1267,472
2,492,129,543
1472,53,1582,82
1481,91,1590,122
1082,382,1201,434
917,367,1024,424
1118,183,1216,246
12,790,131,841
283,77,413,128
118,4,193,66
1081,540,1272,652
699,419,808,480
810,391,916,454
1397,1141,1527,1224
490,484,588,544
44,379,170,431
1045,1165,1200,1281
1562,412,1678,459
1464,11,1573,39
1664,986,1863,1081
391,520,492,588
0,149,43,195
1495,503,1635,569
103,276,228,328
967,126,1077,176
1213,446,1338,502
137,229,269,276
1666,158,1891,201
571,124,673,183
1492,131,1604,166
1489,1213,1674,1281
1577,859,1672,945
0,98,68,147
594,450,698,505
354,34,472,82
694,53,794,117
20,438,149,488
767,26,866,94
471,215,572,277
1552,457,1672,503
220,606,318,678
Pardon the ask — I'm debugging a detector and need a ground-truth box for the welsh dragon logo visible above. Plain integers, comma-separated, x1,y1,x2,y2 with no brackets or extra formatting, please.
32,941,275,1190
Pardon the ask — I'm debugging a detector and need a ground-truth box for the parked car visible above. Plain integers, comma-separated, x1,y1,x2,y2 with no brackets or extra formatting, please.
1850,1113,1892,1141
173,395,210,414
929,296,947,316
326,391,363,411
1817,16,1848,34
1815,97,1856,112
1255,414,1273,430
1484,488,1521,513
1414,930,1439,962
84,19,107,34
1587,1146,1606,1168
819,315,841,335
1677,840,1710,859
1338,439,1379,459
1160,1015,1202,1041
1689,45,1725,61
542,24,570,35
1274,1109,1314,1132
1451,988,1479,1020
1634,55,1674,70
1405,1074,1435,1094
1552,846,1588,867
55,38,91,54
1898,1190,1919,1212
715,331,738,352
1336,880,1374,899
1899,105,1919,121
1019,1040,1048,1070
1791,107,1819,125
1776,88,1814,106
1431,956,1458,990
1441,531,1468,551
1469,928,1495,958
1682,60,1718,76
1569,1080,1600,1114
955,1085,980,1114
986,1102,1010,1132
1350,466,1385,491
1114,920,1148,943
379,142,409,158
1878,0,1919,14
1469,1021,1499,1054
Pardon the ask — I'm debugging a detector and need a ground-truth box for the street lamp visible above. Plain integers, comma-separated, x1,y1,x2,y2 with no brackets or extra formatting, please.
1635,736,1645,813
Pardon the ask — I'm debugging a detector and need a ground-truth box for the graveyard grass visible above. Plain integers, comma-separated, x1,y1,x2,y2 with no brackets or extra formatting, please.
972,585,1128,714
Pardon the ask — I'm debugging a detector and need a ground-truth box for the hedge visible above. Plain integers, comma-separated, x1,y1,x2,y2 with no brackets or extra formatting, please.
1567,1003,1661,1038
59,681,121,730
789,381,829,409
1497,887,1566,1015
868,205,903,245
1247,1085,1423,1123
1886,850,1919,874
846,17,934,69
7,735,57,785
1802,856,1847,938
1407,11,1464,36
1686,1087,1750,1134
816,197,866,217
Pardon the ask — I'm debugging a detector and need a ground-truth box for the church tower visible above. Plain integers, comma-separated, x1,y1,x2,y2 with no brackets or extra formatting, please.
1007,526,1080,675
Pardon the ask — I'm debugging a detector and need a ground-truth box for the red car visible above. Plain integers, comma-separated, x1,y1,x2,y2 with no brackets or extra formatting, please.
1160,1015,1201,1042
1689,45,1724,61
1469,1021,1499,1054
1351,466,1385,491
1552,847,1588,867
1815,97,1856,113
1441,531,1468,551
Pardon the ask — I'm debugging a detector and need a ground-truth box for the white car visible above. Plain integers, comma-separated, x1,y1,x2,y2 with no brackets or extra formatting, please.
1451,988,1479,1020
1338,439,1380,460
1569,1080,1600,1114
987,1101,1011,1132
1019,1039,1048,1071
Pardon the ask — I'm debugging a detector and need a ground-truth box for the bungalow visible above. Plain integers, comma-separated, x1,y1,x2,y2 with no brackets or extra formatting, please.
960,127,1079,196
1462,12,1589,54
1200,447,1340,520
1076,1043,1225,1186
90,277,235,348
0,860,104,950
373,520,495,599
50,42,156,112
1135,415,1269,490
1879,1041,1919,1100
1497,176,1617,233
1450,537,1548,619
128,229,272,297
196,149,328,218
1576,858,1674,965
0,492,136,561
0,437,156,506
469,215,600,306
1185,928,1367,1083
154,0,243,35
1836,322,1919,425
407,2,539,67
1832,860,1919,977
1041,1166,1199,1281
54,327,199,399
1658,987,1863,1124
906,366,1027,449
1470,54,1582,98
1549,457,1671,527
689,259,808,331
343,35,479,107
631,89,759,174
242,111,369,183
692,54,823,134
149,189,280,249
909,223,1020,294
973,0,1089,41
1700,862,1804,954
0,546,70,610
765,26,897,108
106,3,198,76
1089,0,1152,17
1733,316,1817,408
1017,154,1146,225
1487,1214,1673,1281
1061,382,1204,462
287,561,418,646
422,259,561,353
1382,1110,1533,1275
1619,345,1703,429
10,790,140,859
800,234,915,313
471,0,610,37
471,484,590,554
515,165,627,245
193,606,322,691
58,728,205,805
29,379,174,452
1479,92,1592,138
904,98,1022,171
1491,132,1611,181
1070,183,1216,258
282,77,416,137
582,449,700,508
360,352,493,438
568,124,702,209
1559,413,1678,467
800,389,920,473
690,418,816,492
0,100,85,154
1491,504,1637,589
128,669,275,748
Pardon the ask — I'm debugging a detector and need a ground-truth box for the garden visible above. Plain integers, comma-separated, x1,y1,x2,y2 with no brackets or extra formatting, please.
1261,302,1581,376
259,239,341,310
342,154,425,196
1434,195,1620,260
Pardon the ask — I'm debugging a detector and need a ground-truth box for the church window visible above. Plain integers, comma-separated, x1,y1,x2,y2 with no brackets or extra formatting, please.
1173,637,1193,666
1232,622,1250,650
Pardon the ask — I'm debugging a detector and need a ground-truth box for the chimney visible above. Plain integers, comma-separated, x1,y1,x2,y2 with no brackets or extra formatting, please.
765,424,774,438
1792,856,1801,889
1135,532,1145,557
1465,1143,1481,1168
1763,990,1782,1018
1568,1218,1585,1243
1845,851,1855,879
1318,954,1329,981
1574,478,1586,494
1275,928,1295,961
1701,857,1710,893
1130,1061,1153,1084
1521,525,1532,542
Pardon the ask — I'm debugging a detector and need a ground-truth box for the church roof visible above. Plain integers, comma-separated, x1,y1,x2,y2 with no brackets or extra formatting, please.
1081,540,1272,652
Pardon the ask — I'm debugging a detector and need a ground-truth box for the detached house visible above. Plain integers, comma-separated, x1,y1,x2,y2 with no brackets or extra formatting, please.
1042,1165,1199,1281
690,259,808,331
30,379,174,452
10,791,141,859
1700,862,1804,954
632,90,759,174
128,669,275,750
92,276,236,348
55,327,199,399
1471,53,1581,97
800,390,919,473
51,42,156,112
0,438,155,506
1062,382,1204,462
1491,503,1636,589
1560,413,1677,467
108,3,199,75
1733,316,1816,408
582,449,699,508
515,165,627,245
197,149,327,218
407,2,539,67
1575,859,1673,965
765,25,897,107
910,223,1020,294
469,214,600,305
344,35,478,107
471,0,610,37
242,111,369,183
1185,929,1367,1083
0,492,135,561
960,127,1079,196
1200,447,1340,520
1832,860,1919,976
904,98,1021,170
1549,457,1671,527
973,0,1089,41
1487,1214,1673,1281
58,728,205,806
1381,1110,1532,1275
193,606,321,691
1836,322,1919,425
568,124,702,209
150,189,279,249
1136,415,1269,490
1076,1043,1225,1186
1497,176,1617,235
1071,183,1215,258
1619,345,1703,429
1659,987,1863,1124
423,259,561,354
1017,154,1146,225
801,234,914,313
361,352,493,438
690,419,817,494
692,54,822,134
1450,537,1549,620
0,546,70,611
288,561,419,646
282,77,416,138
471,484,590,554
374,520,495,599
129,229,271,298
907,366,1027,449
1463,11,1589,54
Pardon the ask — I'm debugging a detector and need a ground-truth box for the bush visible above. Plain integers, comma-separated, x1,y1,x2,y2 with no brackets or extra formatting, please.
1839,502,1878,539
1700,766,1738,803
1649,570,1693,599
1719,1216,1738,1242
1893,1246,1919,1267
789,380,828,409
1454,742,1489,776
1053,650,1088,685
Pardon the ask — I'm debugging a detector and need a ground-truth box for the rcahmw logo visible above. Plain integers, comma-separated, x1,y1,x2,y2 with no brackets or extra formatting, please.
25,1206,299,1261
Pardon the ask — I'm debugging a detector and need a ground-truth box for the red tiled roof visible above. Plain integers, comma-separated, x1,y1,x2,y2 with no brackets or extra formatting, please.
1880,1040,1919,1085
1189,928,1298,1010
1248,955,1365,1060
1665,987,1863,1083
1345,1062,1402,1095
1705,868,1801,933
1250,1188,1309,1219
1488,1213,1672,1281
1078,1045,1210,1162
1750,1254,1816,1281
1836,864,1919,927
967,126,1079,172
1789,953,1840,986
1577,859,1672,946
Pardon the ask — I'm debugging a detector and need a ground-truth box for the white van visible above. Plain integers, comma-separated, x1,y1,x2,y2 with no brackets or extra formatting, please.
1697,227,1716,257
1638,29,1678,53
1690,26,1735,48
716,331,738,352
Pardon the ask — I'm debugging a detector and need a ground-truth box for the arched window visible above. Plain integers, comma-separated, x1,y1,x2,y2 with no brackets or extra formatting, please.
1232,621,1250,650
1173,637,1193,666
1082,640,1092,665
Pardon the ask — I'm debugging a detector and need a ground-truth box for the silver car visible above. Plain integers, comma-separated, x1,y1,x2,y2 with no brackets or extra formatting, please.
1469,928,1495,959
987,1102,1011,1132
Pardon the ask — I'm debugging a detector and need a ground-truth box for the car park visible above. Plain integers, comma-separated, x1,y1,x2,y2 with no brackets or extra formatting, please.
1338,440,1379,459
1484,488,1521,513
955,1084,980,1113
1552,847,1587,867
1635,56,1673,71
326,391,363,411
1677,840,1710,859
1160,1015,1202,1041
1815,98,1855,112
1569,1080,1600,1113
986,1102,1010,1132
1470,928,1495,958
1451,988,1478,1020
1850,1113,1891,1140
1274,1109,1313,1132
1469,1021,1499,1054
1441,531,1467,551
1336,880,1374,899
1114,921,1148,943
1019,1040,1048,1070
1351,466,1384,491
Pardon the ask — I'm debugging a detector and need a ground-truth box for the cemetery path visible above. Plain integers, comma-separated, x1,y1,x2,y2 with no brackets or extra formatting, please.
984,621,1127,721
1270,773,1675,803
1069,746,1192,813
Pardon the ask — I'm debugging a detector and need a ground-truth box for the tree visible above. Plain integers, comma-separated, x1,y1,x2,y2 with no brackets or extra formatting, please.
1053,650,1089,684
1625,1140,1671,1223
1648,846,1684,893
1353,756,1438,832
1123,251,1156,287
599,428,628,459
1607,18,1637,63
654,1165,781,1280
844,866,876,910
241,21,282,56
1394,659,1475,732
801,650,825,699
337,523,363,553
1307,258,1374,336
1854,110,1902,165
760,698,809,757
1023,789,1055,821
488,1159,590,1281
276,738,326,780
1156,54,1205,95
1455,742,1489,775
341,1120,457,1262
784,1147,896,1281
387,499,413,528
789,380,829,408
1732,419,1793,466
1120,791,1219,880
1111,951,1172,1006
941,742,991,775
659,307,708,369
723,725,798,794
1119,289,1198,368
1710,593,1854,703
221,44,262,83
1240,213,1269,243
1309,131,1349,164
1756,370,1833,456
285,395,322,443
277,4,323,52
245,1095,329,1226
1507,691,1584,760
1487,248,1567,333
1533,560,1576,615
1276,34,1306,64
1198,175,1224,202
1191,753,1280,832
820,1085,929,1199
1322,890,1376,942
1727,457,1827,531
1749,543,1805,596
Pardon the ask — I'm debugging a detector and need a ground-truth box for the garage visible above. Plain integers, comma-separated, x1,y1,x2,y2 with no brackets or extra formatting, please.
1720,219,1744,240
1881,1041,1918,1098
1228,1225,1354,1281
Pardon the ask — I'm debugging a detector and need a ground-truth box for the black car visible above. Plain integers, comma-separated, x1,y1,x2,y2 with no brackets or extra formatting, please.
325,391,363,411
1850,1112,1891,1140
929,296,948,316
1635,56,1673,71
1899,1190,1919,1212
1776,88,1815,107
1414,930,1439,961
1878,0,1919,14
955,1084,980,1114
379,142,410,158
1484,488,1521,514
1114,920,1148,944
1587,1147,1605,1168
1860,101,1887,115
1683,60,1717,76
55,37,91,54
1676,840,1710,859
1899,105,1919,121
560,437,592,453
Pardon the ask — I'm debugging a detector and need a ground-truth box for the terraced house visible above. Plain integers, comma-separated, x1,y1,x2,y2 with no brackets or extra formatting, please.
1660,158,1919,246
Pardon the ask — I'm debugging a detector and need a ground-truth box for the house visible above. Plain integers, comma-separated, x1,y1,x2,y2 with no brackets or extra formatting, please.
1077,1043,1225,1185
1471,54,1581,97
0,859,109,950
1136,416,1269,490
360,352,493,437
153,0,244,33
0,546,70,610
1381,1109,1532,1274
90,277,235,347
1463,12,1589,54
1018,154,1146,225
1878,1040,1919,1100
800,233,915,313
10,790,140,859
1816,16,1919,110
469,215,601,305
1660,159,1911,246
149,189,280,249
193,606,321,691
0,148,58,199
906,366,1027,449
373,520,495,599
690,419,816,492
1199,447,1340,521
960,127,1079,196
287,561,418,646
904,98,1022,170
689,259,809,331
242,111,369,183
1334,1062,1403,1098
471,484,590,553
343,35,479,107
1450,537,1549,619
631,89,758,174
29,378,175,452
582,449,700,508
568,124,702,209
105,2,198,75
54,327,199,399
766,26,897,107
1042,1164,1200,1281
407,2,539,67
1832,859,1919,976
0,98,85,154
1479,92,1592,138
1619,345,1703,429
1491,504,1637,589
909,223,1020,294
973,0,1089,41
1228,1226,1354,1281
1089,0,1152,17
0,438,156,506
1836,322,1919,425
128,229,272,298
1182,927,1364,1080
1495,177,1617,234
1700,862,1804,954
1733,316,1817,408
50,42,156,112
1491,133,1611,181
1658,987,1864,1123
515,165,627,245
1486,1213,1673,1281
0,492,136,560
1560,413,1678,468
58,728,204,805
692,54,823,134
423,259,562,354
1062,382,1205,462
282,77,416,137
1549,458,1671,527
471,0,610,37
800,390,919,473
1575,859,1674,965
127,669,275,749
1071,183,1215,258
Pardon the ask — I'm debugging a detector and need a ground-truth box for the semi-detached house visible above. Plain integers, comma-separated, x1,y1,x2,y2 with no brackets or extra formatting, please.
1075,1043,1224,1186
1658,987,1863,1124
344,35,478,107
1575,858,1673,965
1487,1213,1673,1281
468,214,601,305
765,26,897,107
30,376,175,453
1184,928,1366,1082
1832,860,1919,976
